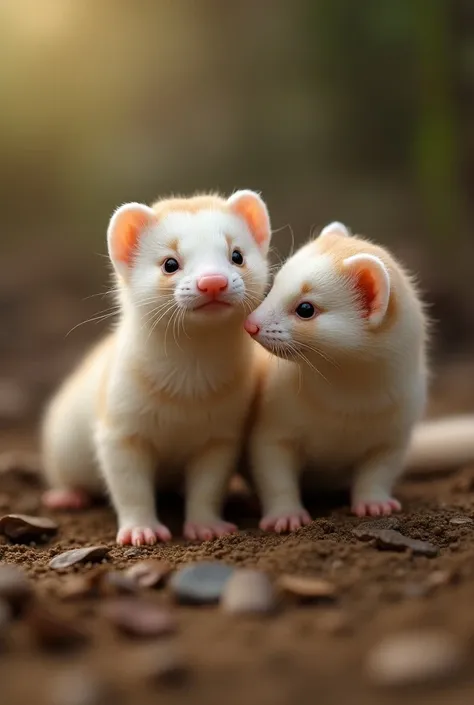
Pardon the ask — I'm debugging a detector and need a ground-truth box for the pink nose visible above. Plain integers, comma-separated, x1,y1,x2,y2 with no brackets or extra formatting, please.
244,319,260,336
197,274,228,295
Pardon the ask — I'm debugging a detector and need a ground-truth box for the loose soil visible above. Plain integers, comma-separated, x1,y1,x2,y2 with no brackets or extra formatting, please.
1,432,474,705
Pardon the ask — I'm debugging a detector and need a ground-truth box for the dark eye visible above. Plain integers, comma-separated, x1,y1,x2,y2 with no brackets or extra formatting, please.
295,302,316,319
162,258,180,274
231,249,244,266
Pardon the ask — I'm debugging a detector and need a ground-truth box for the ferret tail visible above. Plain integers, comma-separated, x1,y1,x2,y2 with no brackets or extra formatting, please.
406,415,474,473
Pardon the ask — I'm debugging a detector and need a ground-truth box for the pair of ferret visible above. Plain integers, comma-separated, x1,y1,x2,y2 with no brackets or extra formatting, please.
40,191,469,545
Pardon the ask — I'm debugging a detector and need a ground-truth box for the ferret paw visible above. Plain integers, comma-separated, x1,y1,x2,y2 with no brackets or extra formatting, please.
352,498,402,517
260,509,312,533
116,523,172,546
42,488,91,511
183,520,238,542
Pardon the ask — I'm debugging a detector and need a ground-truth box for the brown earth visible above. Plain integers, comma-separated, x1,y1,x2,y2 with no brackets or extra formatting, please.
1,432,474,705
1,252,474,705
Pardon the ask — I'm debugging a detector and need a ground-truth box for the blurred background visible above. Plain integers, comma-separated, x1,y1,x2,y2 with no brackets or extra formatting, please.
1,0,473,432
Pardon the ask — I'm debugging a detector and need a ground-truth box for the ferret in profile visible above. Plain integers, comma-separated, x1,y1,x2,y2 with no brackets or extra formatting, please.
244,221,428,531
41,191,271,545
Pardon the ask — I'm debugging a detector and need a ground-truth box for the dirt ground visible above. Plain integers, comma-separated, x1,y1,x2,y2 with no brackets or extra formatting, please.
1,427,474,705
2,253,474,705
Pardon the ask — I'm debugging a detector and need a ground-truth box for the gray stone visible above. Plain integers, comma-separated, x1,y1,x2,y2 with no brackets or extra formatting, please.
170,561,235,604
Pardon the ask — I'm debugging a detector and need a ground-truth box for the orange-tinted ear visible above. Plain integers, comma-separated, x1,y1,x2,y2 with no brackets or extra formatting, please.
107,203,155,276
319,221,350,239
342,253,390,327
227,190,271,252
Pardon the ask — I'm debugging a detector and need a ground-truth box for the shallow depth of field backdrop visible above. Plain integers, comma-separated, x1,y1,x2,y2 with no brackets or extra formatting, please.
1,0,474,435
2,4,474,705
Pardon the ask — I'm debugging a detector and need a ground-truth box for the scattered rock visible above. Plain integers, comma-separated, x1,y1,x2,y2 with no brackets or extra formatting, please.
50,669,112,705
277,574,336,601
50,546,109,570
102,598,176,638
132,643,189,686
124,548,141,558
125,560,172,588
449,516,473,526
0,564,33,615
366,630,464,687
28,604,89,651
170,561,235,604
0,514,58,542
427,570,458,588
352,527,439,557
221,569,276,615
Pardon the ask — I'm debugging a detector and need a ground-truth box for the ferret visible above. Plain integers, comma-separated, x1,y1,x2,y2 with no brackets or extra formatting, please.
406,414,474,472
41,190,272,546
244,221,428,531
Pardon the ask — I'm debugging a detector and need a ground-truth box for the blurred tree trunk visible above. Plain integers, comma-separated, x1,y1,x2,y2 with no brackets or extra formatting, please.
413,0,462,243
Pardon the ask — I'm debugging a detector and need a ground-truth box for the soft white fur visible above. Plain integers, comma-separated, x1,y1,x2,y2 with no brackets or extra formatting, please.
41,192,270,545
247,224,428,526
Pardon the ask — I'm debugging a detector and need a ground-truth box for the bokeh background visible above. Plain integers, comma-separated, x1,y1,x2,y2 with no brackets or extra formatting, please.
1,0,473,431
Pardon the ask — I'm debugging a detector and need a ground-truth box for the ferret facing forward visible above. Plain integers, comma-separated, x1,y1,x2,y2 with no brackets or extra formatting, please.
41,191,271,545
245,222,428,531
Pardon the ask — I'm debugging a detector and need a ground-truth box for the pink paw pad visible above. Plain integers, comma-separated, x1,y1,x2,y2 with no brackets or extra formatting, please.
42,488,91,511
260,509,312,533
183,520,237,542
352,498,402,518
116,524,172,546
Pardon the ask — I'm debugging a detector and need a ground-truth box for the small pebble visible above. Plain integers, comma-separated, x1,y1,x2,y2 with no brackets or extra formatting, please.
125,560,172,588
352,527,439,557
449,516,473,526
0,514,58,542
50,546,109,569
124,548,141,558
277,574,336,601
102,597,176,637
427,570,457,588
0,564,33,615
170,561,235,604
366,630,464,687
221,569,276,615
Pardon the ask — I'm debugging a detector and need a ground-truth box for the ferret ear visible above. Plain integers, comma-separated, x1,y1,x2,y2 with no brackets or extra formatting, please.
342,253,390,327
319,221,351,239
107,203,155,276
227,190,271,252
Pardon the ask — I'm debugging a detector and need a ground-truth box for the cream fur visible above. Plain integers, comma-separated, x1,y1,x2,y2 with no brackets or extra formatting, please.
246,223,428,528
41,191,271,545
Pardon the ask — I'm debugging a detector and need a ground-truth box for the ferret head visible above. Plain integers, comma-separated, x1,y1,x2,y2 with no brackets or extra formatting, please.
107,191,271,327
245,222,399,361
